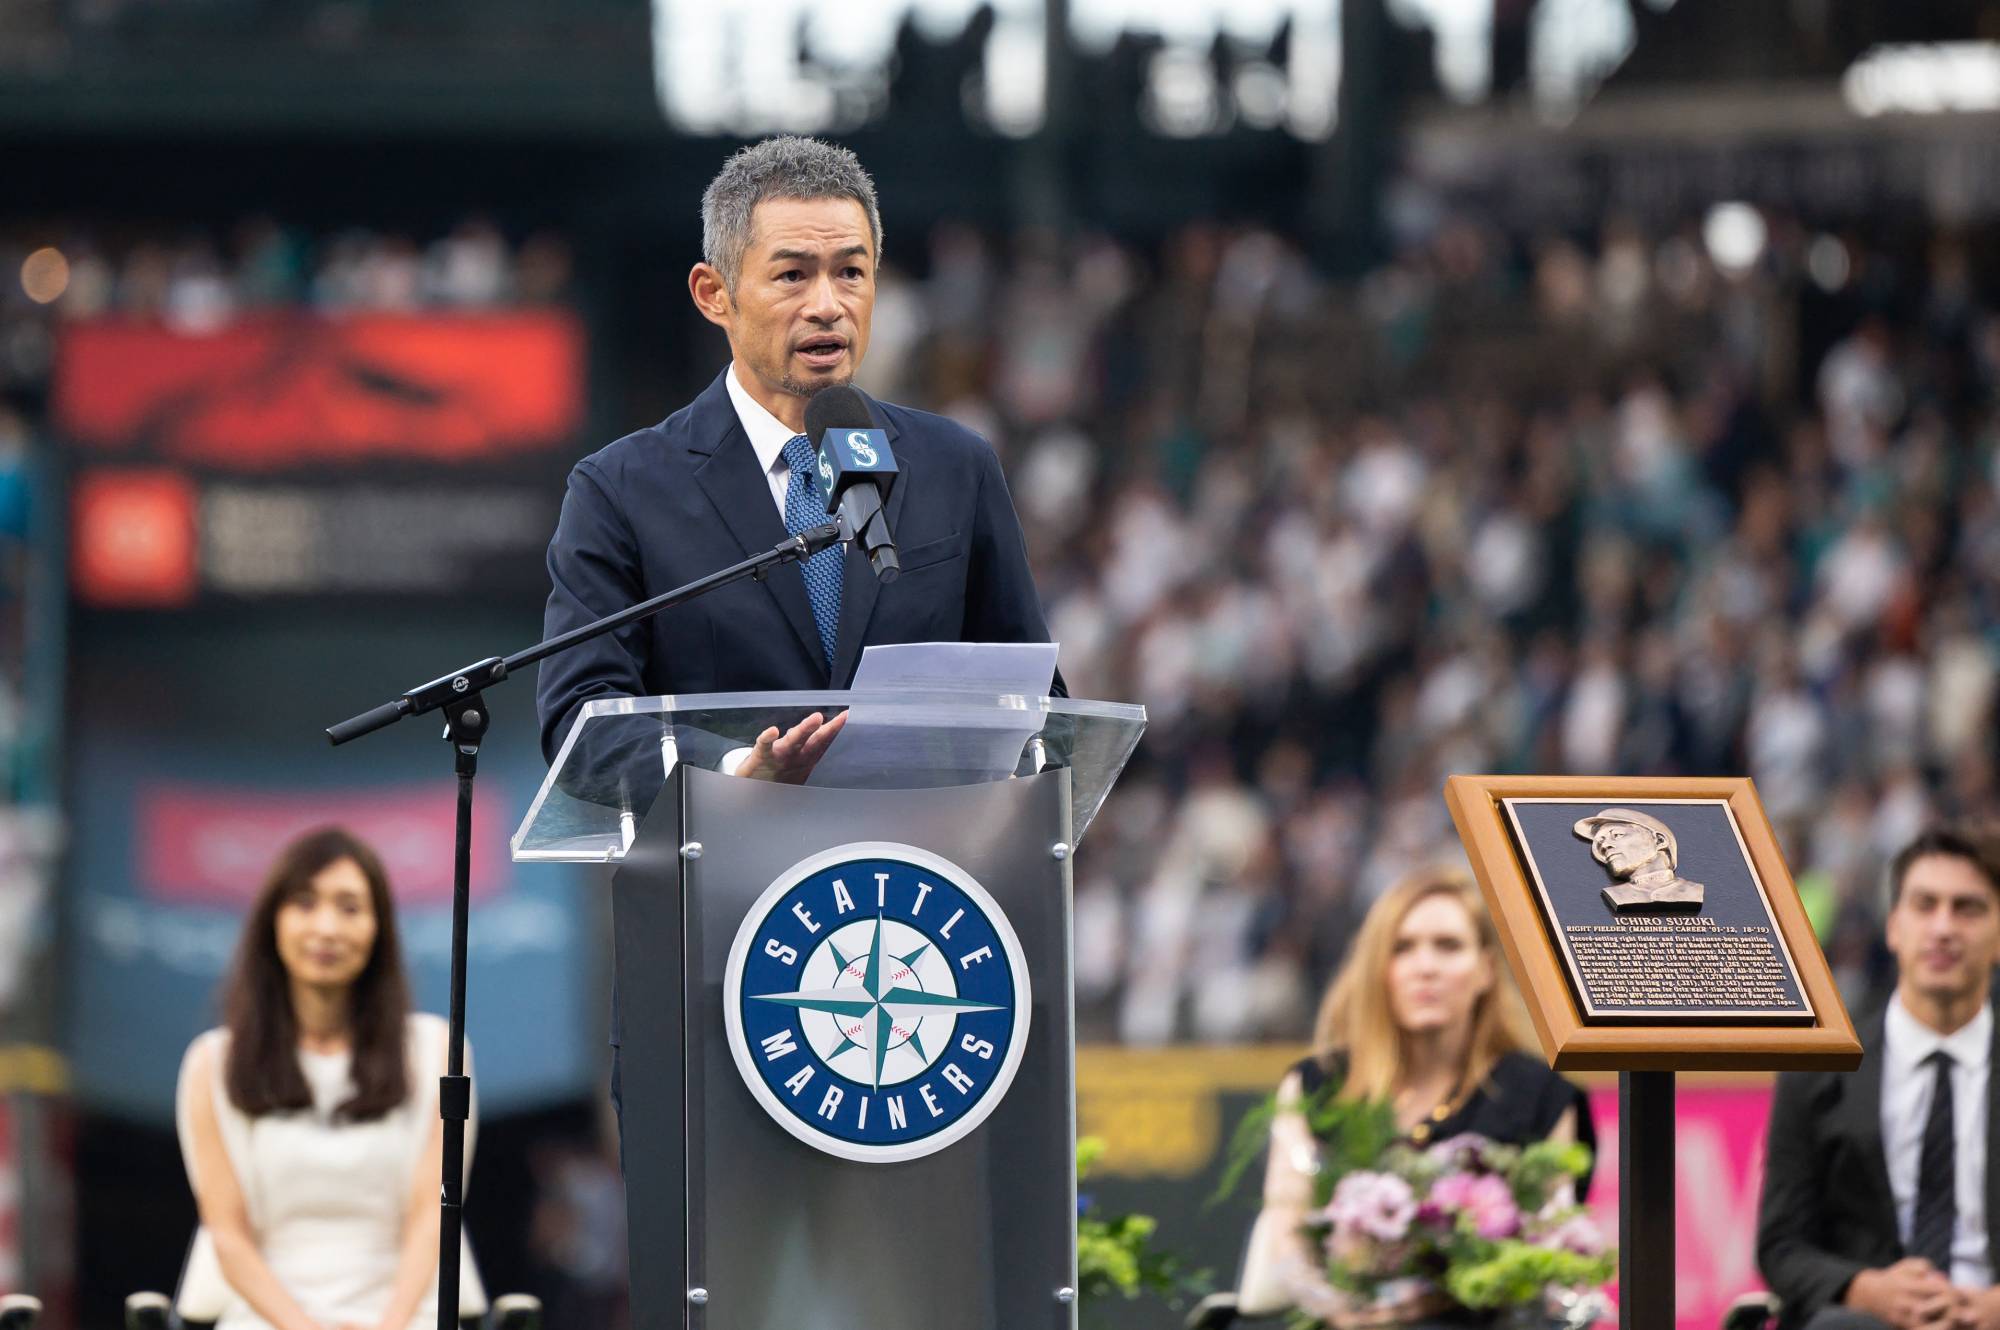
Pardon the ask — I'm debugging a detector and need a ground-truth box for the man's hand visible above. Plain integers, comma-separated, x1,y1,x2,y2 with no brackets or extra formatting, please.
1846,1260,1955,1330
1950,1286,2000,1330
736,711,848,783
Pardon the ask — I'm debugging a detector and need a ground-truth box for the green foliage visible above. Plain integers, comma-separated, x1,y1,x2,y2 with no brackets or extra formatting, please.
1213,1066,1398,1208
1213,1093,1283,1203
1443,1245,1617,1310
1078,1135,1107,1178
1076,1136,1208,1310
1298,1089,1400,1206
1077,1211,1162,1301
1508,1140,1593,1211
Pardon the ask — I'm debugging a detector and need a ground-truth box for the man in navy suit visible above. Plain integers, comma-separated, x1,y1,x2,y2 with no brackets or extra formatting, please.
536,136,1064,1143
1758,827,2000,1330
536,135,1059,776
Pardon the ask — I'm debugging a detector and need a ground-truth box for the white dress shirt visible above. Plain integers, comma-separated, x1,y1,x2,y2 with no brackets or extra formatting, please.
716,364,820,776
1882,992,1993,1285
724,362,807,518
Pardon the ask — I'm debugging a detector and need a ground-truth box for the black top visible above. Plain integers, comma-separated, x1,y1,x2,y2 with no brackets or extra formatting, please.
1293,1050,1597,1198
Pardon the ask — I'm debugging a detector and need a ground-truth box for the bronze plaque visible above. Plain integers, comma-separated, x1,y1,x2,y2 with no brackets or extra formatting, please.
1501,797,1814,1024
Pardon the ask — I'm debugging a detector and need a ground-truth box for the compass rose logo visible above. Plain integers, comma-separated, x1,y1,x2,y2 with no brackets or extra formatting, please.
723,842,1031,1163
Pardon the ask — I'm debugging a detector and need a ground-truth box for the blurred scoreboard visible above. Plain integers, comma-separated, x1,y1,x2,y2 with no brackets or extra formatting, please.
53,311,586,605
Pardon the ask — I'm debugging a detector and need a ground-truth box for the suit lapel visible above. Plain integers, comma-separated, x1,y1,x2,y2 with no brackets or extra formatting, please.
685,370,827,680
1845,1008,1899,1250
827,393,907,686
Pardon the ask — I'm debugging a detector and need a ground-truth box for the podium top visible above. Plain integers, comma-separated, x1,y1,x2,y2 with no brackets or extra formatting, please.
511,690,1147,863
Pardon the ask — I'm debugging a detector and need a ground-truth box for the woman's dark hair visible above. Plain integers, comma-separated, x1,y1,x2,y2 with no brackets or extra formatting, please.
221,825,411,1121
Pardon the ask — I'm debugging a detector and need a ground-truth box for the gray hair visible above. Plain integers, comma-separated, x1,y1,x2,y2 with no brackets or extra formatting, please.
701,136,883,292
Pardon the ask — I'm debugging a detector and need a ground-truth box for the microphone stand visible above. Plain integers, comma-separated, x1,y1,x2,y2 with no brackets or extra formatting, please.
325,521,844,1330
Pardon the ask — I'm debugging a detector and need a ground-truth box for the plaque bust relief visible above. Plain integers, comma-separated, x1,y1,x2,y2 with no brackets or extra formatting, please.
1573,808,1706,913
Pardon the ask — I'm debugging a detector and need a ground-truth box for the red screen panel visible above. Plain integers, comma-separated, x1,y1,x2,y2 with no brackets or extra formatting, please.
52,311,586,469
71,470,199,608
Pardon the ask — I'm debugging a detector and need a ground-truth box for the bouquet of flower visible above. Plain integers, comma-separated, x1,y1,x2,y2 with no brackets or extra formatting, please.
1287,1131,1614,1329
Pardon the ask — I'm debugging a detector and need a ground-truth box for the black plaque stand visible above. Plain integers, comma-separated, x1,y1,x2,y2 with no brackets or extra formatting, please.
1619,1071,1673,1330
325,523,843,1330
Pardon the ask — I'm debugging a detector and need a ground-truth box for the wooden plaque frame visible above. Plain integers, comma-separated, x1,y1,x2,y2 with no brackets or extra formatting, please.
1445,774,1861,1072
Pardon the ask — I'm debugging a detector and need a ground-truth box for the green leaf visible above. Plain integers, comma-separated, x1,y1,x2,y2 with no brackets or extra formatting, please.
1077,1134,1212,1310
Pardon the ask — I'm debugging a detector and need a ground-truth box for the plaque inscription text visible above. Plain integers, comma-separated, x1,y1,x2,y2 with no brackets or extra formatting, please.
1564,917,1803,1013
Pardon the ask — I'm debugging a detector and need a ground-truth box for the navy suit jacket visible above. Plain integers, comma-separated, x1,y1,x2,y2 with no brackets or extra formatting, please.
536,368,1061,766
1756,1005,2000,1327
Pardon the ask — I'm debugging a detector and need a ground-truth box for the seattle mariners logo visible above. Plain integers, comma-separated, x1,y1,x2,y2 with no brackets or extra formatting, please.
723,842,1031,1164
846,430,880,466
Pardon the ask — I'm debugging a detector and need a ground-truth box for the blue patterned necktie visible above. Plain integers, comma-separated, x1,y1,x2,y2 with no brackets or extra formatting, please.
782,432,842,669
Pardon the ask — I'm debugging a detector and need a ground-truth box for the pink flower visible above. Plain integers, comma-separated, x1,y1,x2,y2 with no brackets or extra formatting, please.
1538,1211,1607,1257
1426,1172,1477,1210
1427,1171,1520,1240
1324,1170,1419,1244
1424,1133,1492,1168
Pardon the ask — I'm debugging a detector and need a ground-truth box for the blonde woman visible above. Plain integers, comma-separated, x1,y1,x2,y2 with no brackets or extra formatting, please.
1237,870,1593,1317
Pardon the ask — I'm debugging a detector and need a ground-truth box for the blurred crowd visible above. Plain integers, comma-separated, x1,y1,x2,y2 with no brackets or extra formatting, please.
11,203,1997,1050
0,217,569,350
851,207,2000,1043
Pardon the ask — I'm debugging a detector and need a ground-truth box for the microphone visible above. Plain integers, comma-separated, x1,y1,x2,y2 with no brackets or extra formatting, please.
804,385,900,583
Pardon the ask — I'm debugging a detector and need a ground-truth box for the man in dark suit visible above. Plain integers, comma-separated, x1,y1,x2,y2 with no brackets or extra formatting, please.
536,134,1059,776
1758,827,2000,1330
534,136,1064,1138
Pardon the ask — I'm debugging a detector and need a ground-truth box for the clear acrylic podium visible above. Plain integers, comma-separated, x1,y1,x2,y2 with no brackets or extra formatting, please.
513,692,1145,1330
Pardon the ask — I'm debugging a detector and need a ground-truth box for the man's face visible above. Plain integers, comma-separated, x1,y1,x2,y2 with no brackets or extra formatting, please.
1592,822,1664,876
698,196,874,405
1887,853,2000,1009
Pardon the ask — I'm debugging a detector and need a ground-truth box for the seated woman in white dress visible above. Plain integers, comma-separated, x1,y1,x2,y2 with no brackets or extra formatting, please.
176,826,483,1330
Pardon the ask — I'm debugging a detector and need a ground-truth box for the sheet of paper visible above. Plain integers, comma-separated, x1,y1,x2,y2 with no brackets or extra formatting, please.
806,641,1058,788
848,640,1058,701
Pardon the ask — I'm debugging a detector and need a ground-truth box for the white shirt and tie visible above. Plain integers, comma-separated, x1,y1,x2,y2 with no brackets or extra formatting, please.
716,365,839,774
726,363,818,517
1881,992,1994,1285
